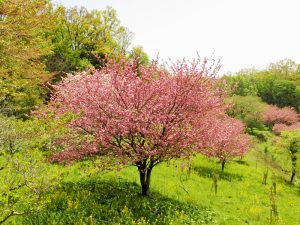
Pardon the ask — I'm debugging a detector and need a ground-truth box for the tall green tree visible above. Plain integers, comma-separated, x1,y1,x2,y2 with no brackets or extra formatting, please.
46,6,132,73
257,75,300,111
223,69,258,96
0,0,54,117
224,59,300,111
268,58,299,80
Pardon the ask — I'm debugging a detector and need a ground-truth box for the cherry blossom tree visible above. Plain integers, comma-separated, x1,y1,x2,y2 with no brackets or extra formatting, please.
48,58,248,195
199,115,251,171
261,105,299,135
272,123,300,135
262,105,299,126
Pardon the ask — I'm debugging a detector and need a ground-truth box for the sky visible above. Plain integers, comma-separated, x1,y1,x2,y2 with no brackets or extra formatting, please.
53,0,300,74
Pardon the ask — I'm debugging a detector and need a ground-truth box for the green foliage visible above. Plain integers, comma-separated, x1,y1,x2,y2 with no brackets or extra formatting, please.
0,115,60,224
12,151,300,225
0,2,134,118
272,80,299,110
128,46,150,65
258,78,300,110
268,58,300,80
278,131,300,182
46,6,132,73
296,86,300,103
127,46,150,77
224,59,300,111
0,0,54,118
251,129,273,142
224,70,258,96
226,95,267,133
258,130,300,185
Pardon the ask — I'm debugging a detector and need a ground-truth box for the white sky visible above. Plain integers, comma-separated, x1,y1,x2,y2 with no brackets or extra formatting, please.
53,0,300,74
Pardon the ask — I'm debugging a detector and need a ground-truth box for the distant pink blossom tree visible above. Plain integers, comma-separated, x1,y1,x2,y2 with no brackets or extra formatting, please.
199,115,251,171
261,105,300,135
272,123,300,135
48,58,249,195
262,105,299,126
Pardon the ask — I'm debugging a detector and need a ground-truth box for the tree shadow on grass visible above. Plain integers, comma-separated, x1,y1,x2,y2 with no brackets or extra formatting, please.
193,165,244,182
20,178,217,225
233,159,250,166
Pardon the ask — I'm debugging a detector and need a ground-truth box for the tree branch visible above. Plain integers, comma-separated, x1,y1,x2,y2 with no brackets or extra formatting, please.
0,210,26,224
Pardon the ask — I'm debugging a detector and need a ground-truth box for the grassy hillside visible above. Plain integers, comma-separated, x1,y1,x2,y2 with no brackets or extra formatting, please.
14,142,300,225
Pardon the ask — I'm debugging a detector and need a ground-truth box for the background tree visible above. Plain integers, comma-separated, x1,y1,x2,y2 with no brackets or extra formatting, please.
127,46,150,76
46,6,132,73
0,0,54,118
223,59,300,111
199,115,251,171
261,105,299,127
226,95,267,134
275,131,300,183
257,77,300,110
223,69,258,96
268,58,299,80
128,46,150,65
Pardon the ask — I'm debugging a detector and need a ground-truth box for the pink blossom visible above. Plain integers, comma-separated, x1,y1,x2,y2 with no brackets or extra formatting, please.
48,58,250,166
273,123,300,135
262,105,299,126
199,115,251,163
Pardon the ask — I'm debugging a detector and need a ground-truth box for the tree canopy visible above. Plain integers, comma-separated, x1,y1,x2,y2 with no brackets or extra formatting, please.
47,6,132,73
47,58,250,195
224,59,300,111
0,0,54,117
0,1,133,118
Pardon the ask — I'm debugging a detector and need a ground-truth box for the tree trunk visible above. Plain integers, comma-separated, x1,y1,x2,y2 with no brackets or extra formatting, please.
221,160,226,172
139,166,152,196
290,170,296,183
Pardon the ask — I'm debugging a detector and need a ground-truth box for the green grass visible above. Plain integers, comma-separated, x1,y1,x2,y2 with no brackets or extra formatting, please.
14,146,300,225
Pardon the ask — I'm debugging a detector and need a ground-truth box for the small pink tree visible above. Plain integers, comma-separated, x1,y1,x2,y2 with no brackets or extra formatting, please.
261,105,300,135
199,115,251,171
48,58,247,195
262,105,299,126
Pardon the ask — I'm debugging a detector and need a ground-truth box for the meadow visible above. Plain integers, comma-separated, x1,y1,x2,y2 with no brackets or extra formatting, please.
13,140,300,225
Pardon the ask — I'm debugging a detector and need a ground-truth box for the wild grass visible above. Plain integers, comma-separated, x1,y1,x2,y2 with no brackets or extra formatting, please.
13,145,300,225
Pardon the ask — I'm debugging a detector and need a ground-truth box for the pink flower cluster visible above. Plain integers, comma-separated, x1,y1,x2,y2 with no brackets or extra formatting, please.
262,105,299,135
272,123,300,135
199,115,251,162
262,105,299,126
49,58,251,164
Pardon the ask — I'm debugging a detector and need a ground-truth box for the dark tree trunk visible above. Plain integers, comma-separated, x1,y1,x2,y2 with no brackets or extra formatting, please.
221,160,226,172
290,170,296,183
137,158,156,196
139,166,152,196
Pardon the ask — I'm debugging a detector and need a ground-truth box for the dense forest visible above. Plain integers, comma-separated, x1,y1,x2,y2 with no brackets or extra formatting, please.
0,0,300,224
